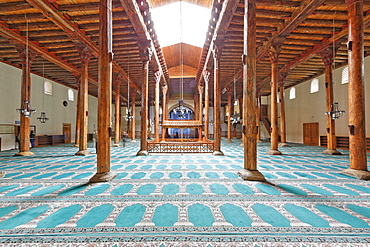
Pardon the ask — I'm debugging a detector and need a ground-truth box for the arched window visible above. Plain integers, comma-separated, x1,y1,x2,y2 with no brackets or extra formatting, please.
341,66,348,84
289,87,296,100
310,78,319,93
44,81,52,95
68,88,74,101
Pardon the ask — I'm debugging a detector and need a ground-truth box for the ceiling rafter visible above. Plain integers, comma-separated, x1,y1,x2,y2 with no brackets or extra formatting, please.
25,0,141,93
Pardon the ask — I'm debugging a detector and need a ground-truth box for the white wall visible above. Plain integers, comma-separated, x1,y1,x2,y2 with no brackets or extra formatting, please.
0,62,98,151
284,57,370,143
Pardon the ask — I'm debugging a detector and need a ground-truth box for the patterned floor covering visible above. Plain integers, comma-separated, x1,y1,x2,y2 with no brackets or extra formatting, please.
0,139,370,246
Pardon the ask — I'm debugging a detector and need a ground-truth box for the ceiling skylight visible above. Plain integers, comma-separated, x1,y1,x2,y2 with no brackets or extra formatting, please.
150,2,211,48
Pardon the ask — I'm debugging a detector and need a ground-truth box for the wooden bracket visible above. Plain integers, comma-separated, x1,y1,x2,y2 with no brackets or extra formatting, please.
348,125,355,135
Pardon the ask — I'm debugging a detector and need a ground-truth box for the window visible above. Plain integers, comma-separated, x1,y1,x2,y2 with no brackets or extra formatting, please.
341,66,348,84
289,87,296,99
44,81,52,95
68,88,74,101
310,78,319,93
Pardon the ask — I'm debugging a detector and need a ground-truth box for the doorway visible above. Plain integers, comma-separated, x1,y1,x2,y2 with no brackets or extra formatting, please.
303,122,319,146
63,123,72,144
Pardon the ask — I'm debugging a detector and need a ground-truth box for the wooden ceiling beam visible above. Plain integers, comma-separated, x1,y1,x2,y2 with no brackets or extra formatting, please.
0,1,31,14
25,0,141,93
197,0,240,84
118,0,168,86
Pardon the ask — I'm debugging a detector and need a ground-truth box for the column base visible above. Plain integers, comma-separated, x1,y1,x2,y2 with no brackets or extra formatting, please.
342,168,370,180
73,144,79,147
323,149,342,155
213,150,224,156
137,150,148,156
14,151,34,156
238,169,266,181
75,150,91,156
256,139,263,143
89,172,117,183
226,139,233,143
131,139,137,142
240,143,244,147
267,149,282,155
112,143,122,147
279,142,290,147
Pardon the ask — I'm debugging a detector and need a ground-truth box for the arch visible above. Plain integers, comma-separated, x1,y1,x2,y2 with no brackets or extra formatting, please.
68,88,74,101
341,66,348,84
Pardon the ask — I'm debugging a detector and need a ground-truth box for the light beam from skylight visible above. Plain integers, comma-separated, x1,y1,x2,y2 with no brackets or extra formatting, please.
150,2,211,48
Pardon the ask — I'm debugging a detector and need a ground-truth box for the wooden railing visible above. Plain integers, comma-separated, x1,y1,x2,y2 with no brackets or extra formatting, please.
148,140,214,153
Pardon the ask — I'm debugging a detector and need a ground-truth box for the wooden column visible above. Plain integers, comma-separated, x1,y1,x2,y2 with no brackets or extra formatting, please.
343,0,370,179
161,84,168,141
15,45,37,156
238,0,265,181
203,70,210,140
267,45,282,155
73,75,81,147
154,71,161,141
90,0,116,182
277,72,290,148
75,45,92,155
112,74,123,147
198,85,204,123
239,97,245,147
137,39,152,156
212,43,224,156
256,92,262,143
227,88,232,143
131,88,137,141
320,47,341,155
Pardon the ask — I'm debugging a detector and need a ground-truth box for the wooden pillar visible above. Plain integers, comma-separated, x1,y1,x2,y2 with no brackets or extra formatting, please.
227,88,232,143
267,45,282,155
90,0,116,182
212,43,224,156
239,98,245,146
320,47,341,155
73,75,81,147
131,88,137,141
15,45,37,156
238,0,265,181
75,45,92,155
342,0,370,179
198,85,204,123
137,39,152,156
112,74,122,147
256,92,262,143
277,72,290,148
154,71,161,141
203,70,210,140
162,85,168,141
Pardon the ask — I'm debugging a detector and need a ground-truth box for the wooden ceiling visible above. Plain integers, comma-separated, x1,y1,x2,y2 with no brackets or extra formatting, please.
1,0,370,107
197,0,370,104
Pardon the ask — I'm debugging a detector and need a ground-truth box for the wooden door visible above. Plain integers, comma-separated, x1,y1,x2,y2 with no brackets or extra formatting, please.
303,122,319,146
63,123,72,144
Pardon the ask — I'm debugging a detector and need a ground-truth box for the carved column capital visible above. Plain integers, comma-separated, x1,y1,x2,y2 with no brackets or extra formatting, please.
278,72,288,86
319,46,335,67
15,45,38,66
198,84,204,95
162,84,168,94
75,44,92,65
113,72,124,83
345,0,361,6
268,45,281,64
203,70,211,83
138,39,152,63
154,70,162,83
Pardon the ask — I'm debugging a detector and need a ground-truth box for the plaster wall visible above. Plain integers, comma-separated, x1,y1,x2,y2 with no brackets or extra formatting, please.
284,57,369,144
0,62,98,151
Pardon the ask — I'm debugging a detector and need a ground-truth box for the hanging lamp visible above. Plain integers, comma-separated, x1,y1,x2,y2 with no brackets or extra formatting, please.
230,60,240,124
124,56,134,121
37,61,49,123
17,14,36,118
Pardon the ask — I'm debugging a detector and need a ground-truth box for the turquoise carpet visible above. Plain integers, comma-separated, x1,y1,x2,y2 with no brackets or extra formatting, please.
0,139,370,246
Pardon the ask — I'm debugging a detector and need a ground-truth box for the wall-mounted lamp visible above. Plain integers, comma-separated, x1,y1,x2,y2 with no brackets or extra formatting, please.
16,100,35,117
